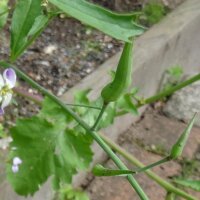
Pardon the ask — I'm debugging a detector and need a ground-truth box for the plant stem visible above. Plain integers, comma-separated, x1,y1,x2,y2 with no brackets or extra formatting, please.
91,104,107,131
138,73,200,107
14,88,101,110
0,62,149,200
135,157,170,173
100,133,197,200
65,103,101,110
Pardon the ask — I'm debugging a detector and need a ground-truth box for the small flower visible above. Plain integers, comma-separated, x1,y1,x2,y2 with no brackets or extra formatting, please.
12,165,19,173
12,156,22,173
0,68,16,115
13,157,22,165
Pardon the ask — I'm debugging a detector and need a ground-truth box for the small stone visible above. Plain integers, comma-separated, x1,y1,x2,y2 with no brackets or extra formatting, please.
107,43,113,49
43,44,57,55
163,74,200,127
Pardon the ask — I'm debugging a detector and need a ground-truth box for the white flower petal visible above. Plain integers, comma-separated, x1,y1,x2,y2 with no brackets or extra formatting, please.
3,68,16,88
12,165,19,173
0,74,4,89
1,93,12,109
13,157,22,165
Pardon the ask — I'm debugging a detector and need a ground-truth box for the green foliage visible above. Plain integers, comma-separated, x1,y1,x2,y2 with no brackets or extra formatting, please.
167,66,183,79
73,88,138,131
162,66,184,91
0,0,8,29
0,123,6,138
142,2,166,25
173,179,200,192
48,0,144,42
10,0,50,61
73,89,116,129
57,185,89,200
6,98,93,196
170,114,196,159
117,93,138,115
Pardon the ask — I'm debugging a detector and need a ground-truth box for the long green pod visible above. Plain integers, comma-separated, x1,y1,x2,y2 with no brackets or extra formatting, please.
92,164,135,177
101,41,133,103
170,113,196,159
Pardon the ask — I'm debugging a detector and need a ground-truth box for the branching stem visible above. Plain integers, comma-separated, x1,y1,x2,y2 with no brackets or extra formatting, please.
0,61,149,200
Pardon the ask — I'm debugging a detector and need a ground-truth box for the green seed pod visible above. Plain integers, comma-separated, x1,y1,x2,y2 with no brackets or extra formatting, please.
170,114,196,159
92,164,134,177
101,42,133,103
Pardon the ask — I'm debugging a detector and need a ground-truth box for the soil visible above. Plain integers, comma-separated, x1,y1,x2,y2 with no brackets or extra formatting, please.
86,107,200,200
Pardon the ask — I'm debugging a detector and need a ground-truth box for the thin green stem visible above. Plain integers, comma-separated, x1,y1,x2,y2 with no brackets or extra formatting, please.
135,157,170,173
91,104,107,131
0,9,9,17
100,133,197,200
14,88,101,110
137,73,200,107
0,61,149,200
65,103,101,110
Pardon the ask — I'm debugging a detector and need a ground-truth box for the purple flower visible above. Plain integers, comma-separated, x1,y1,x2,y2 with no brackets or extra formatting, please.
12,156,22,173
0,68,16,115
12,165,19,173
13,157,22,165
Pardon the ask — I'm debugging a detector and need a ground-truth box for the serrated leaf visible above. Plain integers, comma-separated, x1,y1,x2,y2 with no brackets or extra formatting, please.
0,0,8,29
174,179,200,191
10,0,49,61
49,0,144,42
58,185,89,200
7,98,93,196
74,89,91,115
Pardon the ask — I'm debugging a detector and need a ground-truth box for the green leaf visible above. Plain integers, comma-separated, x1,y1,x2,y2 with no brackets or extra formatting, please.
74,89,91,115
173,179,200,191
10,0,49,61
92,164,134,177
49,0,145,42
167,66,183,79
170,114,196,159
28,15,49,36
0,0,8,29
58,185,89,200
143,3,165,25
117,93,138,115
6,98,93,196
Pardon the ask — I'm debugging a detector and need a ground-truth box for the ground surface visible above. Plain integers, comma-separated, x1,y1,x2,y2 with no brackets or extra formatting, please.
86,107,200,200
